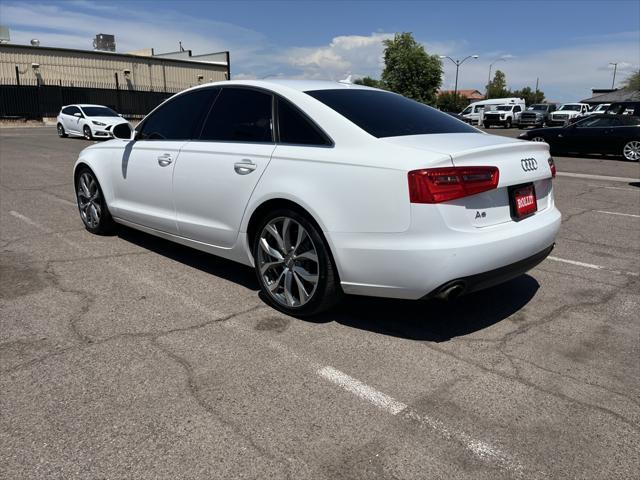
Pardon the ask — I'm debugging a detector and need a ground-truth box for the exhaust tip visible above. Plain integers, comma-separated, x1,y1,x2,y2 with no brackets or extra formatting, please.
434,282,466,301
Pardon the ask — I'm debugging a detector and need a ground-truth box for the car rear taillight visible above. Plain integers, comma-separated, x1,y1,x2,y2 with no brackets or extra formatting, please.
548,157,556,178
408,166,500,204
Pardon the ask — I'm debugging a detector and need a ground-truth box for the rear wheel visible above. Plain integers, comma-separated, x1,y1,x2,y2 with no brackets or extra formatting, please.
531,136,546,143
83,125,93,141
253,208,341,316
623,140,640,161
75,167,115,234
57,123,67,138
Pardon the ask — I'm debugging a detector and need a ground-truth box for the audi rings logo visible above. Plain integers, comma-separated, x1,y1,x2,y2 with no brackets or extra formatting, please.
521,158,538,172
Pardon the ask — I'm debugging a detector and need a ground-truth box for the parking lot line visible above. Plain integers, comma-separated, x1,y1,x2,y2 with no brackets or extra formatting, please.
547,255,639,277
587,184,638,192
318,365,525,476
557,172,639,183
596,210,640,219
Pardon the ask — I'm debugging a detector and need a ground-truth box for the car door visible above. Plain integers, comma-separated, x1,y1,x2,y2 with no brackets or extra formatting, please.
111,88,216,233
173,87,276,248
65,106,82,133
573,116,617,153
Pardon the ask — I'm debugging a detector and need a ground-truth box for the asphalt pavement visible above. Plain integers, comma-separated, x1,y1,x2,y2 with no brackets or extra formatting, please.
1,126,639,479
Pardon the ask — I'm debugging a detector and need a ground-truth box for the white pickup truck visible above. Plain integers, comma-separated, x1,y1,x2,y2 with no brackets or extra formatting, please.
481,103,524,128
547,103,590,126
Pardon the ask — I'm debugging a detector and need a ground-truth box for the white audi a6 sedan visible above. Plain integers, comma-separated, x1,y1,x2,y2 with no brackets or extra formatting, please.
73,80,561,315
57,104,130,140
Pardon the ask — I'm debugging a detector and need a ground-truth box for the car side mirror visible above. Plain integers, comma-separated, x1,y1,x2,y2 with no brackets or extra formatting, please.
113,123,134,140
74,112,82,118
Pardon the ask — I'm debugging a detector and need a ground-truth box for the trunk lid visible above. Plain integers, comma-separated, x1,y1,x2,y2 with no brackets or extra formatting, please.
383,132,554,229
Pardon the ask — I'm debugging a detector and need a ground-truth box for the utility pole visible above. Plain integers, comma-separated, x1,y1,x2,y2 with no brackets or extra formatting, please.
609,62,618,89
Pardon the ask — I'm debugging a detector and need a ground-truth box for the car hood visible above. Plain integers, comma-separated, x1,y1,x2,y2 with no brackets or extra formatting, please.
88,116,127,125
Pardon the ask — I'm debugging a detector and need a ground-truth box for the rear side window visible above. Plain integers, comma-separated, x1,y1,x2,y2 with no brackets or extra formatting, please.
138,88,217,141
277,98,331,146
306,89,477,138
62,106,74,115
200,88,273,143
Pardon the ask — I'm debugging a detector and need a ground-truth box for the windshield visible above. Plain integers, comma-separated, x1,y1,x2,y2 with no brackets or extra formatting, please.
559,105,581,111
496,106,512,111
462,106,472,114
528,105,547,111
595,105,608,111
81,106,119,117
306,89,477,137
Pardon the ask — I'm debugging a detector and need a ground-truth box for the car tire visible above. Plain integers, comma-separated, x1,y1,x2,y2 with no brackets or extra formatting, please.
253,208,342,316
83,125,93,141
505,118,512,129
57,123,68,138
75,167,116,235
623,140,640,161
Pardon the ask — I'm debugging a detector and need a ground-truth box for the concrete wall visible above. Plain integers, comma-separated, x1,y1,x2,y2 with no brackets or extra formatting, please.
0,44,229,91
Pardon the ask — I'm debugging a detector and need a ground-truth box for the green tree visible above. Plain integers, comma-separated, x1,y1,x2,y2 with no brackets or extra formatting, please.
486,70,510,98
436,91,468,112
380,32,443,105
621,71,640,90
511,86,545,105
353,76,383,88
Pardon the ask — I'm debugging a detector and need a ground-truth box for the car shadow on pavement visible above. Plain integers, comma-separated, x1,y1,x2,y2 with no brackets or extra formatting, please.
116,226,260,291
115,225,539,342
314,274,540,342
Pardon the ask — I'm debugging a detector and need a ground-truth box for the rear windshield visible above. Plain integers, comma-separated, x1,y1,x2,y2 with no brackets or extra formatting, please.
81,106,119,117
306,89,476,138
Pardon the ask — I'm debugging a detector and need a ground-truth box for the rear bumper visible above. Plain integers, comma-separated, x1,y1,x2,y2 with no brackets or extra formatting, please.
421,244,553,300
330,205,561,300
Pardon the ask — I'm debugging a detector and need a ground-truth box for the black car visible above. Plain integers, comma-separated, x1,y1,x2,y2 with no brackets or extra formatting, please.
518,114,640,161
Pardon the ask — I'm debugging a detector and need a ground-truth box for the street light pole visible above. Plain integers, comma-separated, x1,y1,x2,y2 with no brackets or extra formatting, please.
440,55,479,98
487,58,507,99
609,62,618,89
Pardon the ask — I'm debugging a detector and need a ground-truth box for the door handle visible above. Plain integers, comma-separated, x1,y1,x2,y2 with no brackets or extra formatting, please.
157,153,172,167
234,159,257,175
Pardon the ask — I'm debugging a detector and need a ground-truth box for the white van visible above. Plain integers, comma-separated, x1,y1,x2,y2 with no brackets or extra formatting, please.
460,97,526,125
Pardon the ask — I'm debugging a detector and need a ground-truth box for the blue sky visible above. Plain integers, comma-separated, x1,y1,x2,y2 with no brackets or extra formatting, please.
1,0,638,101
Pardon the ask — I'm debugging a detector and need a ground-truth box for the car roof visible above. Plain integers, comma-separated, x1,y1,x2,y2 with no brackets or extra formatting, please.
187,79,377,94
63,104,108,109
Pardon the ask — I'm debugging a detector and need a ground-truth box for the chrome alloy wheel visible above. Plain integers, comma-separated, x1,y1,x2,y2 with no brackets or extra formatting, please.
623,141,640,161
77,172,102,228
531,137,546,142
257,217,319,308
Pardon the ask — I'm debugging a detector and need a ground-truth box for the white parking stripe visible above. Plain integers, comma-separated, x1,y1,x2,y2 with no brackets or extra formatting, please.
9,208,530,476
547,256,639,277
318,366,525,475
557,172,638,183
587,184,638,192
318,366,407,415
596,210,640,219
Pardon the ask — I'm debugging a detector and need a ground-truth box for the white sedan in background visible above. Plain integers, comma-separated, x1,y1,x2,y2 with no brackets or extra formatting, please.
57,104,129,140
73,80,560,316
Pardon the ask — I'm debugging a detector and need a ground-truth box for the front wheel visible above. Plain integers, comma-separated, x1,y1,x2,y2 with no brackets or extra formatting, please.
504,118,512,129
623,141,640,161
83,125,93,141
57,123,67,138
253,209,341,316
75,167,115,234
